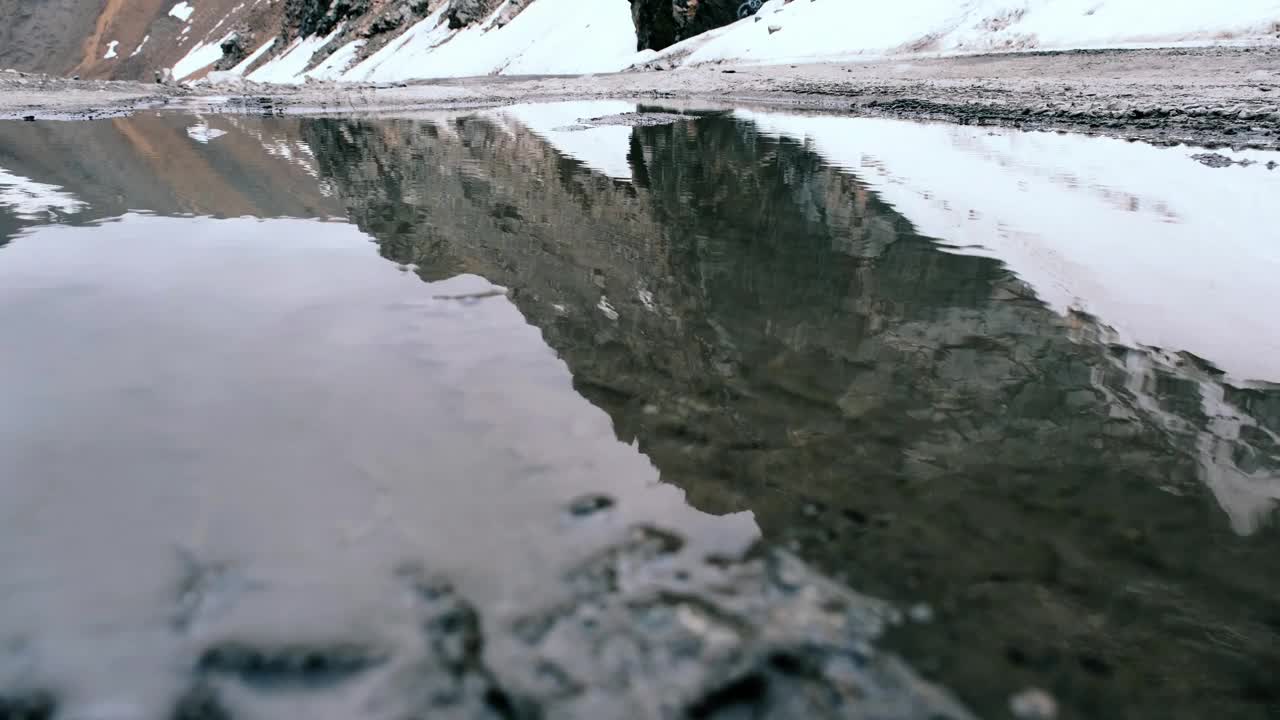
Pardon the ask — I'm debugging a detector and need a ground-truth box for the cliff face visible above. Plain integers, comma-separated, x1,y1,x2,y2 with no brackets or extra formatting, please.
629,0,744,51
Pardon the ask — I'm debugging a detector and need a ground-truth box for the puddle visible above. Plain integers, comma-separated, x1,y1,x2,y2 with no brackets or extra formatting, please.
1,108,1278,719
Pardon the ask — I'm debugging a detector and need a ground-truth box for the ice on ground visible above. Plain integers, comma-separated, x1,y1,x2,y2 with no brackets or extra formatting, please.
103,41,119,60
186,122,227,143
169,1,195,22
650,0,1280,68
0,167,88,220
498,101,639,181
734,109,1280,386
130,35,150,58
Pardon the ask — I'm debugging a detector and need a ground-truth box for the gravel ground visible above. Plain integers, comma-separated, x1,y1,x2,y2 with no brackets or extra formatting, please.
5,47,1279,148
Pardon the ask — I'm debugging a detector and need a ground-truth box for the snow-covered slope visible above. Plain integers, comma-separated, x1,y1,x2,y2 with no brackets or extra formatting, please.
229,0,643,85
10,0,1275,84
650,0,1280,68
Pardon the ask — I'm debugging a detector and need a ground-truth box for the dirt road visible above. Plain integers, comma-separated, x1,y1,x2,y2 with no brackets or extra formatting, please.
4,47,1279,148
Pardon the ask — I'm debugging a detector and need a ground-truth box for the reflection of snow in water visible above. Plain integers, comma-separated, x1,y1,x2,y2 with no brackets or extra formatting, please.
736,110,1280,532
185,122,227,143
736,110,1280,386
0,167,88,220
498,101,640,181
1077,324,1280,535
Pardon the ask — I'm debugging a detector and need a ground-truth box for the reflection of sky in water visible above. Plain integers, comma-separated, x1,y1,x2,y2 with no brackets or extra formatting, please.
0,215,757,716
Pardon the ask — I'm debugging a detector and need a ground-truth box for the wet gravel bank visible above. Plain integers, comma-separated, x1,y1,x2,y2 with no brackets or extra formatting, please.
4,47,1278,149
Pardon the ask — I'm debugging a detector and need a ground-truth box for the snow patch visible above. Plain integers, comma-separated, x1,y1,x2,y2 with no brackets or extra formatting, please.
169,2,195,22
0,168,88,220
227,39,275,75
649,0,1280,68
130,35,150,58
498,101,638,181
342,0,638,83
305,39,365,80
103,41,119,60
247,27,342,84
172,33,236,80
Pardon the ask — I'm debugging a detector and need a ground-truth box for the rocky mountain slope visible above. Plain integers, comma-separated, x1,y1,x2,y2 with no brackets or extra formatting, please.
6,0,1274,86
0,0,745,83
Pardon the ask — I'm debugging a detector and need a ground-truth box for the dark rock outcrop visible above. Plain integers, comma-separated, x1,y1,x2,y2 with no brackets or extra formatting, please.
285,0,372,40
630,0,745,51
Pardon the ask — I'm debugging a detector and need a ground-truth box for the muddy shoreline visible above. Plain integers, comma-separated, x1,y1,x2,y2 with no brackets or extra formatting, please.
4,47,1279,149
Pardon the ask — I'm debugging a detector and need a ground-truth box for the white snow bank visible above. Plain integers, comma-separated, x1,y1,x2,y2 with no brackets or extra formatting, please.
0,168,88,220
131,35,150,57
103,41,119,60
305,39,365,80
654,0,1280,67
735,110,1280,386
498,101,639,181
247,27,342,84
169,1,195,22
172,32,235,80
342,0,640,82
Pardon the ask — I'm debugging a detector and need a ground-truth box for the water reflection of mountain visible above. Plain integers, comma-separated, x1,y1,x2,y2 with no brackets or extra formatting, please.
300,113,1280,720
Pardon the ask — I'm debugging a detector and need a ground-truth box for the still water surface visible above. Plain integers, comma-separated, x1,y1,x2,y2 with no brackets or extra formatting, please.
1,106,1278,719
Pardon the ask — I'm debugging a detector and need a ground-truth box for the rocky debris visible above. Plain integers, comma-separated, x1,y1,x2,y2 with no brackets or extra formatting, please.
577,111,688,127
446,0,496,28
367,0,434,37
286,0,372,40
1191,152,1256,168
443,0,530,30
214,32,254,71
58,526,965,719
359,529,975,720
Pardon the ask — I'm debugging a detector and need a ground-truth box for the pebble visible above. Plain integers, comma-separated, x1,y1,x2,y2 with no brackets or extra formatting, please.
907,603,934,623
1010,688,1058,720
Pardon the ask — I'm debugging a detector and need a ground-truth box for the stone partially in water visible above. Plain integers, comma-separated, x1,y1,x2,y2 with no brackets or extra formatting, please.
566,493,617,518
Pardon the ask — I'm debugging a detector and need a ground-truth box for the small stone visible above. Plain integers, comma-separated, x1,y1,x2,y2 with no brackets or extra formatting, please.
566,493,615,518
907,603,934,623
1010,687,1058,720
768,25,782,34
